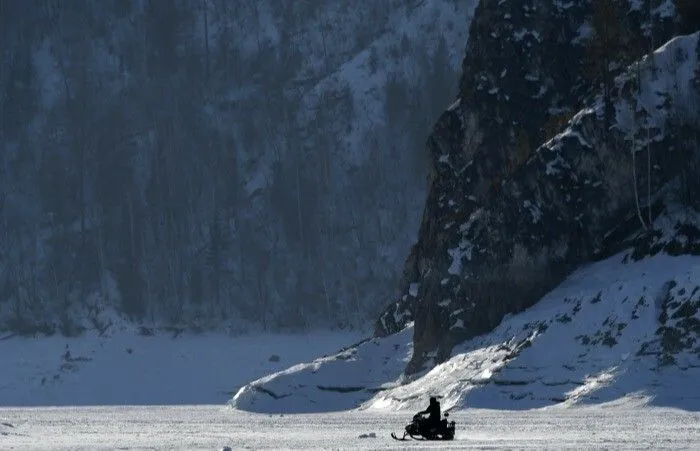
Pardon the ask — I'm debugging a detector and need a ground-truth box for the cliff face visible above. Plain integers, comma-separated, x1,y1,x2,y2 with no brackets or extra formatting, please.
377,0,700,373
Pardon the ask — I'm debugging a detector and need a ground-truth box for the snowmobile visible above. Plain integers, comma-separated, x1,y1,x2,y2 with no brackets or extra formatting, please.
391,412,456,441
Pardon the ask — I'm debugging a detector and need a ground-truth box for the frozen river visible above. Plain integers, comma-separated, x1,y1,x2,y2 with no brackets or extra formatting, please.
1,404,698,450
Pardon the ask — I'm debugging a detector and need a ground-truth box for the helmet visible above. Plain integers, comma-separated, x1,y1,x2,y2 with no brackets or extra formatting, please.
429,396,437,403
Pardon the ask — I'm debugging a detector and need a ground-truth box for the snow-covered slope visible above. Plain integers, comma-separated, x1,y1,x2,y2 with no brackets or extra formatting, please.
230,325,413,413
231,31,700,415
367,251,700,412
0,326,360,406
231,211,700,414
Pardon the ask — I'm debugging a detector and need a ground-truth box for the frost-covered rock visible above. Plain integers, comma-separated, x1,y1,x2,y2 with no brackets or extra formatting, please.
377,0,700,373
366,234,700,412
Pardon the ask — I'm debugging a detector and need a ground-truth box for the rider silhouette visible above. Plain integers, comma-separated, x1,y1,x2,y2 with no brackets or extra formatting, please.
417,396,441,429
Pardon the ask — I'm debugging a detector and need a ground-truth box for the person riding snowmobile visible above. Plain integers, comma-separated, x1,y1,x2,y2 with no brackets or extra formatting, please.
416,396,441,430
391,395,455,441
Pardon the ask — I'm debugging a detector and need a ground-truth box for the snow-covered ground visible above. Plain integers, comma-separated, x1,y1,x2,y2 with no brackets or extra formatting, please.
0,328,362,406
1,404,698,450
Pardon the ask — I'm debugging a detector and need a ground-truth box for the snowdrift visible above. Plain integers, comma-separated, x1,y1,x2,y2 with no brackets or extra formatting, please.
230,326,413,413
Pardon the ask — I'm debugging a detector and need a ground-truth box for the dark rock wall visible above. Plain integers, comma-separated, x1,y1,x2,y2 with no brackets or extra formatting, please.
376,0,697,373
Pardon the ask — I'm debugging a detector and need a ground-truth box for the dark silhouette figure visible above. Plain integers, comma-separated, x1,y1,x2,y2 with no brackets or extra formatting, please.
393,396,455,441
417,396,441,429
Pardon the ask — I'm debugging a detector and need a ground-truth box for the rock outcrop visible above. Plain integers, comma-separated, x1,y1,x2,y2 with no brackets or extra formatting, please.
377,0,700,373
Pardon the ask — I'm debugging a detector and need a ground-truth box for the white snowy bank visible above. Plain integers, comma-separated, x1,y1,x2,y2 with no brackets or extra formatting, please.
365,250,700,413
0,327,361,406
232,247,700,414
230,325,414,413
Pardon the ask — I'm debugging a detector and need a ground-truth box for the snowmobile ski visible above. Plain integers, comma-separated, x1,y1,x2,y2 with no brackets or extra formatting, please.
391,432,408,441
393,411,456,441
391,431,427,441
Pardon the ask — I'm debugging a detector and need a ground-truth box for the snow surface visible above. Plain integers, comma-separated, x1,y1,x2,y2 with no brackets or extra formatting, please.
1,404,698,450
615,31,699,144
0,329,361,406
233,245,700,414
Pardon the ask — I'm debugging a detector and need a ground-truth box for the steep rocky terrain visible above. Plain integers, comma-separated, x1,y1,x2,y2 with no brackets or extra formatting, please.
232,217,700,412
376,0,700,373
0,1,476,333
230,27,700,413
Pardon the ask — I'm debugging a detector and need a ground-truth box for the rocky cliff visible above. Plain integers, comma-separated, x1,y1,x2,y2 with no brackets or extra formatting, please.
376,0,700,373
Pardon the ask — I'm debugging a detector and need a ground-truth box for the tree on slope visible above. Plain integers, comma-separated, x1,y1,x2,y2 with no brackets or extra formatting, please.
584,0,635,138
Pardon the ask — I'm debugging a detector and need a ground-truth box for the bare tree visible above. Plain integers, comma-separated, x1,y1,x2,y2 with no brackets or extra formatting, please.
202,0,210,81
584,0,632,137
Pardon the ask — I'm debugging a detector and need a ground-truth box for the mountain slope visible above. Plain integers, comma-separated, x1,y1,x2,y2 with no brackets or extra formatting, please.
376,2,699,373
231,209,700,413
231,30,700,413
0,0,477,333
365,224,700,412
230,326,413,413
